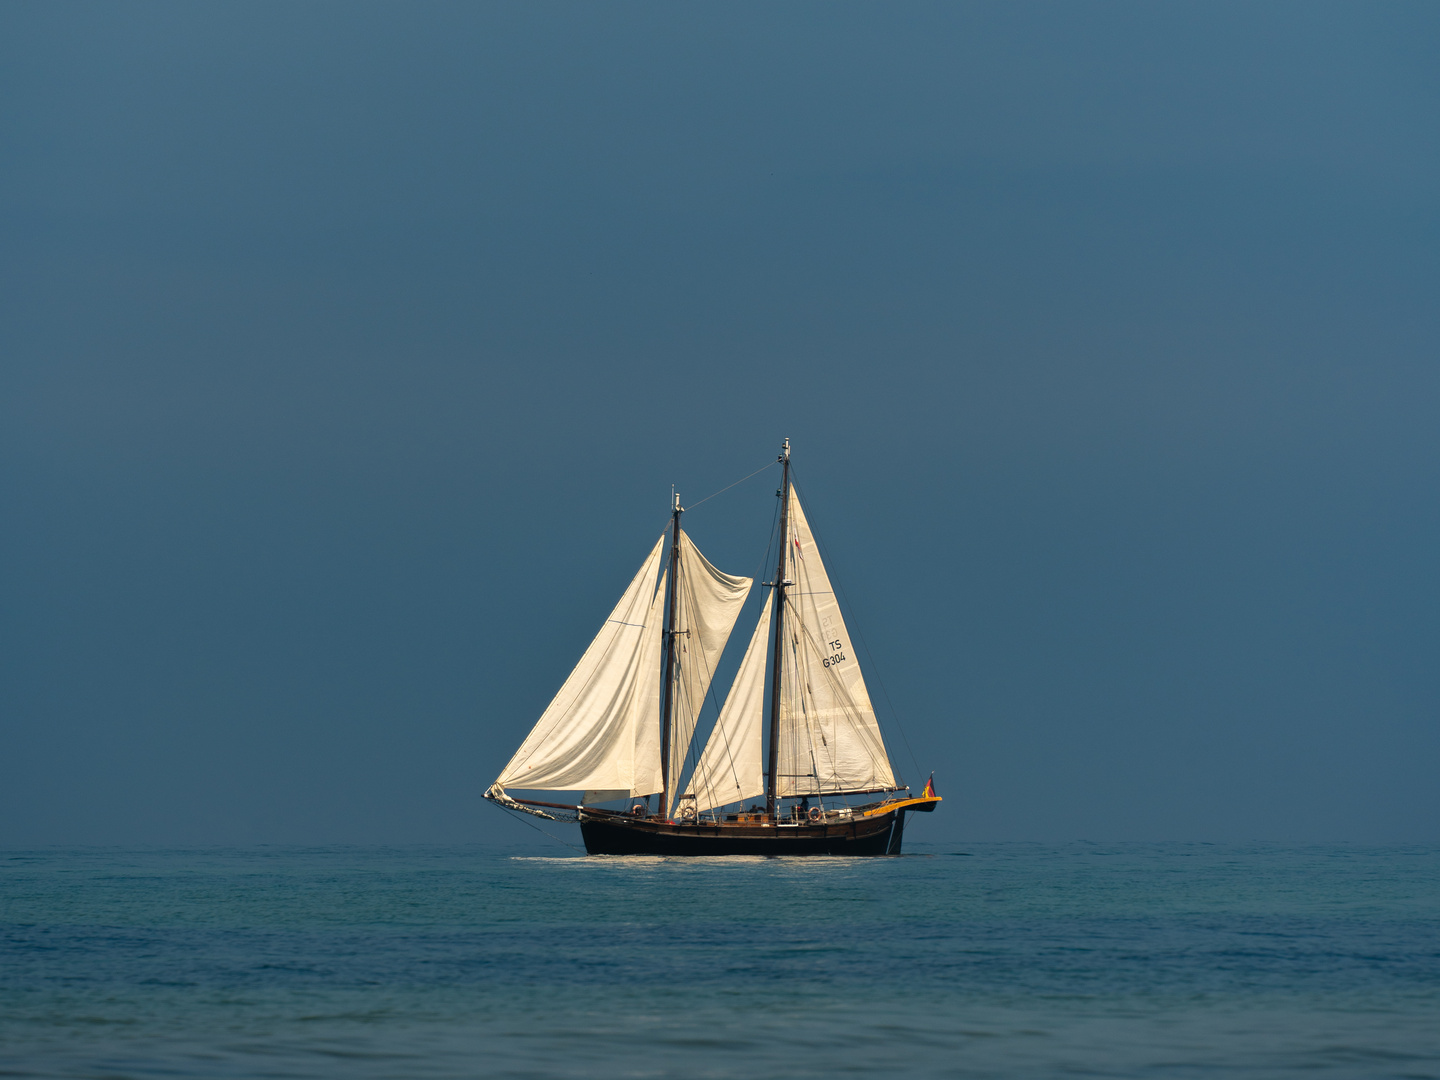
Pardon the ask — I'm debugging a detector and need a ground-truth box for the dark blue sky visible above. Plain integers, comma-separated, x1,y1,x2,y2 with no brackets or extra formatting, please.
3,2,1437,843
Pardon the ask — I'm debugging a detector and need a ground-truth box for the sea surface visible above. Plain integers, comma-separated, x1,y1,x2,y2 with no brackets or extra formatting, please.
1,841,1437,1079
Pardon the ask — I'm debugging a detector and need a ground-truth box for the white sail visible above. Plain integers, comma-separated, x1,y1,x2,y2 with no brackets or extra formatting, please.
776,491,896,796
630,567,666,798
685,592,772,815
496,534,666,795
667,529,752,815
583,565,666,805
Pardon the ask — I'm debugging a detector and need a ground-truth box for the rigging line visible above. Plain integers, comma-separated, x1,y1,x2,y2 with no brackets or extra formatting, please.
670,567,719,807
785,592,891,777
781,563,827,796
707,599,769,802
779,545,890,783
713,497,780,809
757,492,782,584
790,471,923,787
671,569,706,791
688,502,781,810
686,488,782,809
498,804,586,854
688,602,757,811
685,460,779,512
672,537,749,799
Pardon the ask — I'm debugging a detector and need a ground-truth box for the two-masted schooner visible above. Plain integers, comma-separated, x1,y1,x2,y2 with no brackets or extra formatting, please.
485,440,939,854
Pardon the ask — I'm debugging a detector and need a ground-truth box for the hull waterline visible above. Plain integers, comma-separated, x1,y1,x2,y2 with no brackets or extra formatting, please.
579,807,908,856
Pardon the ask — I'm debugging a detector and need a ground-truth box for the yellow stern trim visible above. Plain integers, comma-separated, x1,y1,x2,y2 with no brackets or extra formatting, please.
859,795,942,817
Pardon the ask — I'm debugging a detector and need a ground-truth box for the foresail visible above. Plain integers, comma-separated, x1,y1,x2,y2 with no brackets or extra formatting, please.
496,534,666,795
586,565,667,805
630,568,666,797
685,592,771,815
667,530,752,816
776,492,896,796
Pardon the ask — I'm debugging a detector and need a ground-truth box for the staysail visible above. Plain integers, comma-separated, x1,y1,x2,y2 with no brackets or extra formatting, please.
496,534,666,795
775,491,896,796
584,566,666,804
685,591,772,815
630,567,666,798
667,530,752,815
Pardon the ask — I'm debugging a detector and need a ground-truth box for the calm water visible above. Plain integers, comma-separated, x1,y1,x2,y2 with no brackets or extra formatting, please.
1,841,1437,1079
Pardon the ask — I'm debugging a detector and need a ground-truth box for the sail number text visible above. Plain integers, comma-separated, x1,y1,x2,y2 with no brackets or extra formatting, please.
822,639,847,668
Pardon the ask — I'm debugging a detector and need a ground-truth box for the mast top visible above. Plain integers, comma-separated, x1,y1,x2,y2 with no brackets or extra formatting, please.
779,438,790,463
673,490,683,513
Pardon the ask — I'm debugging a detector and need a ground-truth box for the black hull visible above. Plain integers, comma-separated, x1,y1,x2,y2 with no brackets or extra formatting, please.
579,808,906,856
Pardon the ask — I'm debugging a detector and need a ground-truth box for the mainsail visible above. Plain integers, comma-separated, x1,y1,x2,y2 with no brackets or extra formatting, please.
775,491,896,796
666,530,752,816
495,534,666,796
685,591,772,815
585,566,666,804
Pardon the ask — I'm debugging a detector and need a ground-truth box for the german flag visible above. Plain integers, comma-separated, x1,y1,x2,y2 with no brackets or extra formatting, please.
921,774,937,798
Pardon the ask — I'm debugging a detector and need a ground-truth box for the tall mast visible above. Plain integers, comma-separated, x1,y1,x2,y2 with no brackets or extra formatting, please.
765,439,791,821
658,490,683,819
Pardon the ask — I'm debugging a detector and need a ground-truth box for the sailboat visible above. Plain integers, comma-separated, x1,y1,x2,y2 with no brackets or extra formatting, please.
484,440,940,855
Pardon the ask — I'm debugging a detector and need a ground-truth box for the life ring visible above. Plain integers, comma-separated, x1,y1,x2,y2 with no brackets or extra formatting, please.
678,804,697,821
630,804,646,817
808,805,823,823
